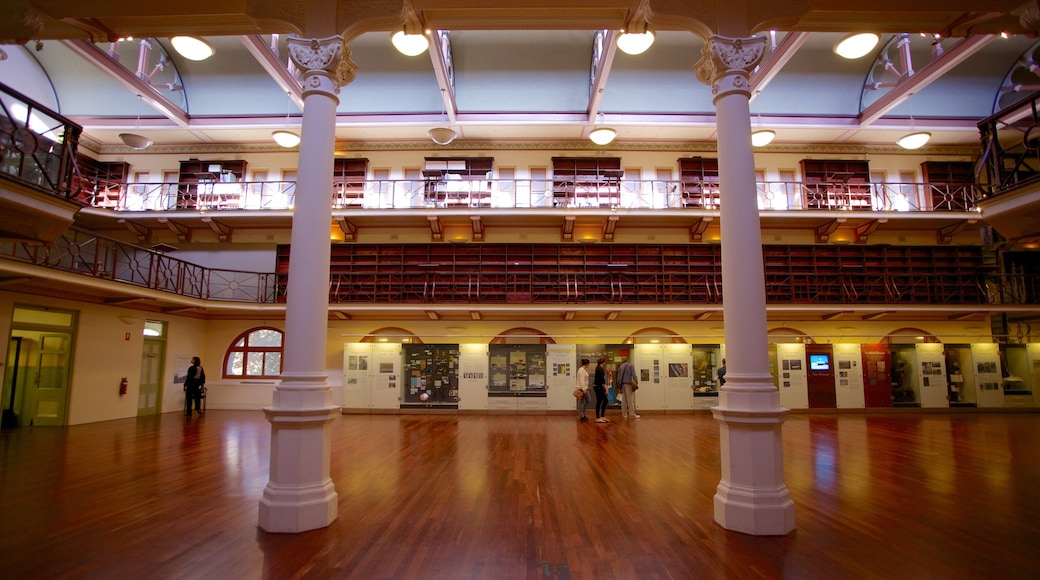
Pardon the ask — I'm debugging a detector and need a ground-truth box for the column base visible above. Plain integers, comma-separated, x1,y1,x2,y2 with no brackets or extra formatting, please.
712,400,795,536
258,480,338,533
714,481,795,535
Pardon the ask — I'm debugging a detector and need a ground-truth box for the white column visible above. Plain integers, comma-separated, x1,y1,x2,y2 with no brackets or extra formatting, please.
695,35,795,535
258,35,357,534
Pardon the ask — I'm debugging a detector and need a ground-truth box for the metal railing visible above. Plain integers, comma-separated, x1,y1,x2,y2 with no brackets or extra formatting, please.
3,229,1038,306
83,177,981,213
0,227,276,302
977,91,1040,198
0,82,82,200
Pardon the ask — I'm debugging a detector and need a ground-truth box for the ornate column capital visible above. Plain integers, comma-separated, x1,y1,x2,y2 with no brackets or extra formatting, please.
287,35,358,99
694,35,767,102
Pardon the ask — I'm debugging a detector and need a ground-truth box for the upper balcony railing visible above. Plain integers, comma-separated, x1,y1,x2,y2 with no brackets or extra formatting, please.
88,177,979,213
0,82,82,200
978,90,1040,198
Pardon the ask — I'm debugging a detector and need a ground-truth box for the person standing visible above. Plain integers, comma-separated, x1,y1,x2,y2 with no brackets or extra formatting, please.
616,357,639,419
717,358,727,389
184,356,206,416
575,358,590,422
593,356,609,423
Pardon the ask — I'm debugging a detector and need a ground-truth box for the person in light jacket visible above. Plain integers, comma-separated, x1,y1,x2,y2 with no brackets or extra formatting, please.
576,358,590,422
616,357,639,419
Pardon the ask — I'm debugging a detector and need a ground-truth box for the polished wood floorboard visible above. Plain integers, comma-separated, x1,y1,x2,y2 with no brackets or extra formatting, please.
1,410,1038,579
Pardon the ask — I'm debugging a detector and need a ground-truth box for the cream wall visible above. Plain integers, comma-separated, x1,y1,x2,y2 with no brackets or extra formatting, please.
0,288,1002,424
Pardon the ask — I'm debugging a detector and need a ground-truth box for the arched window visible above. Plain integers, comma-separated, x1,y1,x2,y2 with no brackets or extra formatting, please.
224,326,283,378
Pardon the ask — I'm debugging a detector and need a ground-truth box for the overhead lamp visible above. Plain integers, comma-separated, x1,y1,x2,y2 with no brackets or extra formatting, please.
833,32,879,59
391,30,429,56
428,127,457,145
120,95,152,149
751,130,776,147
897,131,931,150
119,133,153,149
170,36,214,61
272,91,300,147
617,31,655,55
272,130,301,148
589,127,617,145
897,94,930,149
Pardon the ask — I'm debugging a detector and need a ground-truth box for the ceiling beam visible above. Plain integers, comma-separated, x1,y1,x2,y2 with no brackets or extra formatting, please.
239,35,303,109
851,34,997,134
588,29,621,122
750,31,811,101
62,39,195,131
201,216,231,242
157,217,190,242
428,31,457,123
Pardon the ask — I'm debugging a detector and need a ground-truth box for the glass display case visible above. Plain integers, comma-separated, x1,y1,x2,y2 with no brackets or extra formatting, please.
402,344,459,407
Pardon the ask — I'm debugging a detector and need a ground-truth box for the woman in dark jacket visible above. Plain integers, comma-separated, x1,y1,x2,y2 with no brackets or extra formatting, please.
593,356,609,423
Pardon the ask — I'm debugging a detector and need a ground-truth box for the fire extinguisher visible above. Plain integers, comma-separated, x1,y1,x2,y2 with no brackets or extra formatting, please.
120,377,128,396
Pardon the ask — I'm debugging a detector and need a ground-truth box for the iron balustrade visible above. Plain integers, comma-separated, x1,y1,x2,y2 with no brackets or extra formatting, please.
2,231,1037,306
978,91,1040,198
0,227,276,303
79,178,982,213
0,82,82,201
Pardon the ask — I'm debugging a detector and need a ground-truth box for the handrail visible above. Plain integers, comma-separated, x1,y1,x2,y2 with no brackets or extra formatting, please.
0,227,276,303
977,91,1040,198
0,81,83,201
79,178,983,213
3,230,1037,305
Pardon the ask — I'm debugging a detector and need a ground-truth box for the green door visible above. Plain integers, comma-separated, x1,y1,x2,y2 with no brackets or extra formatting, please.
137,338,165,415
28,333,72,426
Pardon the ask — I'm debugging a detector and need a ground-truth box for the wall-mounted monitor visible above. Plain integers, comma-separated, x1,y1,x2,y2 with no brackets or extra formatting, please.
809,354,831,371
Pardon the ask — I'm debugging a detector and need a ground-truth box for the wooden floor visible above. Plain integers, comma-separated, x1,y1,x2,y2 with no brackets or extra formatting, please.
1,410,1038,579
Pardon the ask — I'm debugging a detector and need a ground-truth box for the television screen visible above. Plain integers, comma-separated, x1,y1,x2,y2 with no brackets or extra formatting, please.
809,354,830,371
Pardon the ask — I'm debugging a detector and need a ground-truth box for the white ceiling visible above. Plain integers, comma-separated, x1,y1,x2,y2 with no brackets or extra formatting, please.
3,24,1038,151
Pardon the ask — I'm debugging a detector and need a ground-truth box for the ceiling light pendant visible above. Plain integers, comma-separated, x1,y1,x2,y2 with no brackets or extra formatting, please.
119,133,153,149
589,127,617,146
617,31,655,55
589,111,617,145
833,32,879,59
272,130,301,148
751,130,776,147
897,95,930,150
170,36,215,61
272,91,300,148
897,131,931,150
120,95,152,149
392,31,429,56
428,127,457,145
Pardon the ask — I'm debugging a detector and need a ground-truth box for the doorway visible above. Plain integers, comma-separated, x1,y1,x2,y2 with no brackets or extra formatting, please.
137,320,167,416
3,306,77,427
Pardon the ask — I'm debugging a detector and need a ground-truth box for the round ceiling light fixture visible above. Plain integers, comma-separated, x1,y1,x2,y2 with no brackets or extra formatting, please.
428,127,457,145
170,36,215,61
589,127,617,145
617,31,655,55
897,131,931,150
119,133,153,150
392,31,429,56
272,130,301,148
751,130,776,147
833,33,879,59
